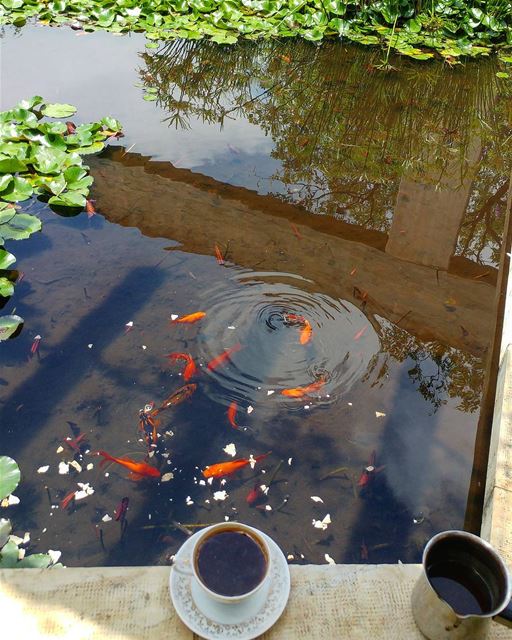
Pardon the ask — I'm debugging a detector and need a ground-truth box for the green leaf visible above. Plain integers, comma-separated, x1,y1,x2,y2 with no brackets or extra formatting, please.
0,249,15,269
47,174,67,195
499,56,512,63
406,17,422,33
0,157,28,173
100,116,122,132
48,191,86,207
0,540,19,568
0,518,12,548
0,456,20,499
17,554,52,568
1,176,33,202
0,175,13,193
496,71,510,78
0,212,42,239
17,96,43,110
41,103,77,118
0,277,14,297
31,146,67,174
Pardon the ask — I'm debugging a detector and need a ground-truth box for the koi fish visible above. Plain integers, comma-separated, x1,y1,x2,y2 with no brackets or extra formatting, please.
227,401,239,429
29,334,41,357
357,451,385,487
283,313,306,326
97,450,161,478
85,199,96,218
172,312,206,324
66,121,76,135
202,452,271,479
299,320,313,345
207,343,242,371
214,244,224,265
281,376,326,398
63,433,87,453
154,383,197,414
60,490,76,510
115,497,129,521
353,327,367,341
246,482,265,506
165,353,197,382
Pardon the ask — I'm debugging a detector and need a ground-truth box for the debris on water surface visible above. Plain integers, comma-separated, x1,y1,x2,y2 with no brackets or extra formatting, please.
186,496,194,505
69,460,82,473
58,462,70,475
223,443,236,457
161,472,174,482
375,411,386,418
170,314,178,321
48,550,61,564
213,490,228,501
37,465,50,474
56,446,64,454
86,463,94,471
102,514,112,523
325,554,336,565
87,344,93,349
267,390,275,396
247,405,254,414
288,458,293,466
75,483,94,500
310,496,324,503
287,554,294,560
312,514,331,530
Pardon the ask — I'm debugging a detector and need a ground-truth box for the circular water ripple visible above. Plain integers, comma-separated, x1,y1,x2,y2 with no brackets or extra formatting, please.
196,270,379,408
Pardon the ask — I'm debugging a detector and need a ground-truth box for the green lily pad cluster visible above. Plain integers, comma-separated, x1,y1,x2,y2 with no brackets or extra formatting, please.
0,97,122,339
0,0,511,59
0,456,64,568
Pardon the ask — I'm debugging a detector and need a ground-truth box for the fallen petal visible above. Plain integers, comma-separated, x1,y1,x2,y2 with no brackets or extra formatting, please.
310,496,324,503
37,466,50,474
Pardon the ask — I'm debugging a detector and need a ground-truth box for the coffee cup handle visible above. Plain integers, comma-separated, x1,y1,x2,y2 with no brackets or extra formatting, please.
171,556,194,576
495,599,512,628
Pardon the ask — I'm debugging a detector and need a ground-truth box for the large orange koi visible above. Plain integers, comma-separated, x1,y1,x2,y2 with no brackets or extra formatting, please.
207,343,241,371
97,450,161,478
299,320,313,345
172,312,206,324
154,383,197,414
281,376,326,398
202,452,271,479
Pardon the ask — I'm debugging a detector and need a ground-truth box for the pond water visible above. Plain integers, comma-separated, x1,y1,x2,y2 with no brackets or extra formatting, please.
1,25,511,566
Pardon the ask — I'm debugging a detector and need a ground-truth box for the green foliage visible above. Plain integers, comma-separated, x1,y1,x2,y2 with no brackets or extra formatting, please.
0,98,122,336
0,0,510,59
0,456,20,500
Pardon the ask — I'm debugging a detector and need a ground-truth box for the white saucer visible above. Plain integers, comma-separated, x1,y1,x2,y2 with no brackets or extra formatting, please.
169,524,291,640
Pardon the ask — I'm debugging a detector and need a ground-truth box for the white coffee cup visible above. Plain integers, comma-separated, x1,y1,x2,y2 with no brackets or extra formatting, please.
173,521,272,605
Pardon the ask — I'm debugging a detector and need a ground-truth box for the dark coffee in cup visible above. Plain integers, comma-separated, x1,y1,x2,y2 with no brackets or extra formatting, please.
195,526,268,597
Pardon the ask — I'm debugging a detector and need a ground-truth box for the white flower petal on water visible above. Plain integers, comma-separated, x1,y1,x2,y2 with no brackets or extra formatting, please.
224,516,230,521
375,411,386,418
161,472,174,482
265,505,272,511
125,321,133,328
18,548,25,560
9,535,24,546
87,344,93,349
37,465,50,474
207,477,213,485
213,490,228,501
148,451,155,458
69,460,82,473
74,491,87,501
1,494,19,507
267,390,275,396
56,446,64,454
227,325,236,330
312,514,331,530
310,496,324,503
347,402,353,406
76,482,94,497
223,443,236,457
142,345,147,350
220,479,227,486
249,454,256,469
47,550,61,564
288,458,293,466
162,453,170,458
86,463,94,471
247,405,254,414
58,462,69,475
260,484,269,495
170,314,178,321
186,496,194,505
199,480,206,486
304,405,310,410
102,514,112,523
325,554,336,565
287,554,294,560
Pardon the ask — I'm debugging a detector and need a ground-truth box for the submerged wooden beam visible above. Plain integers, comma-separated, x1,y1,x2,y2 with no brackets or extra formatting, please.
89,152,496,357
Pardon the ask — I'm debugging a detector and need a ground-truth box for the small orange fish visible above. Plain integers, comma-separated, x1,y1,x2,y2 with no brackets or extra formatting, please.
172,312,206,324
214,244,224,265
246,482,265,506
207,343,242,371
283,313,306,326
202,452,271,479
97,450,161,479
154,383,197,414
165,352,190,362
353,327,367,341
290,222,302,239
85,199,96,218
60,490,76,510
227,401,239,429
299,320,313,345
281,376,326,398
183,358,197,382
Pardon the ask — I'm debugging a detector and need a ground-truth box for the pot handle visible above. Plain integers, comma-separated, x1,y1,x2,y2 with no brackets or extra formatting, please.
495,599,512,628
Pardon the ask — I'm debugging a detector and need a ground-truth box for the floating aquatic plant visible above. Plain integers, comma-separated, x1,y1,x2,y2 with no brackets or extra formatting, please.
0,0,511,59
0,97,122,337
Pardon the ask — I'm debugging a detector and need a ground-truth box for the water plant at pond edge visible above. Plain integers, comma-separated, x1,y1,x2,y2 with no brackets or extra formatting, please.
0,97,122,339
0,0,511,60
0,456,63,567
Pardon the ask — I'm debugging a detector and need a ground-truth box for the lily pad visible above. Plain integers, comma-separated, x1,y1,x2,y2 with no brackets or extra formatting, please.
0,315,23,341
0,212,42,241
0,518,12,548
0,456,20,499
0,249,15,269
41,103,77,118
0,277,14,297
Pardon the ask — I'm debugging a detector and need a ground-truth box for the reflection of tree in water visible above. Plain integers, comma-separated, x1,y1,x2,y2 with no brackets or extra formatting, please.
141,39,511,263
364,319,483,413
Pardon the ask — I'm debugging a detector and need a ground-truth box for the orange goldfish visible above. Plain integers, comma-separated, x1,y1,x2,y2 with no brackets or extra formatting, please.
207,343,242,371
97,450,161,479
227,401,239,429
166,353,197,382
154,383,197,414
202,452,271,479
60,490,76,510
215,244,224,265
299,320,313,345
281,376,326,398
172,312,206,324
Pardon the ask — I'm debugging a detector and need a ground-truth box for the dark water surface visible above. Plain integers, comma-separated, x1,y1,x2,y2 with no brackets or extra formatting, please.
0,25,511,566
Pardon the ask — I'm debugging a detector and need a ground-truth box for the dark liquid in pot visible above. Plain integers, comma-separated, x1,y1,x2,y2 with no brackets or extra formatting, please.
428,560,495,616
196,530,267,597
